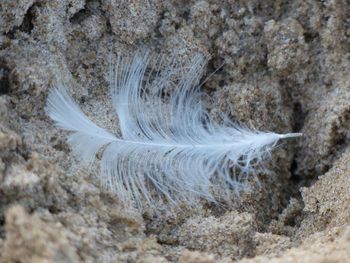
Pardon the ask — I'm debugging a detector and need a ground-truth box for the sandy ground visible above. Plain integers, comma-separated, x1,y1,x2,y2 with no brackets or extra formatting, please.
1,0,350,262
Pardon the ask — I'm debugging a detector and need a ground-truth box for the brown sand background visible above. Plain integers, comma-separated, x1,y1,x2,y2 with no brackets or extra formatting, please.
1,0,350,262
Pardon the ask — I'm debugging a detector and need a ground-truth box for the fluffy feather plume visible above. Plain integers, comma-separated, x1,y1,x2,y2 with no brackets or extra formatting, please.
46,52,301,208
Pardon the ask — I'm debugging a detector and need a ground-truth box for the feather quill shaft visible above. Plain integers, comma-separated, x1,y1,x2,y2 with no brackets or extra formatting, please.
46,52,301,208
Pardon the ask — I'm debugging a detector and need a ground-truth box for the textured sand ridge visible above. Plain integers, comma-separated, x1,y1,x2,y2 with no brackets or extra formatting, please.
1,0,350,262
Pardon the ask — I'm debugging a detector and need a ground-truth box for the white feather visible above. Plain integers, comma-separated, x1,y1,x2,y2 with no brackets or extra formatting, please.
46,52,301,208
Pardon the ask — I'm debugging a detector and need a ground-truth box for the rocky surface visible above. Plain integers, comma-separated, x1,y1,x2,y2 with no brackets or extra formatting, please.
1,0,350,262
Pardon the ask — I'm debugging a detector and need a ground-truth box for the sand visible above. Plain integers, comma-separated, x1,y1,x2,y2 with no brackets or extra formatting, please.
1,0,350,262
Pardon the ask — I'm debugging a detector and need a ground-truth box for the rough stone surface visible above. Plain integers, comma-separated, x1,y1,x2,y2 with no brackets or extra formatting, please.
1,0,350,262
